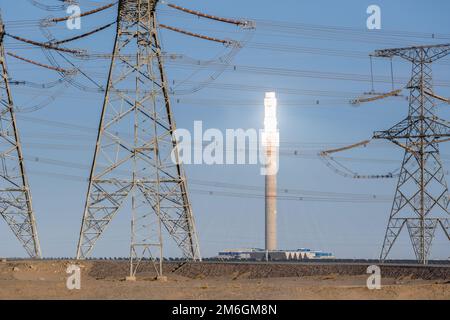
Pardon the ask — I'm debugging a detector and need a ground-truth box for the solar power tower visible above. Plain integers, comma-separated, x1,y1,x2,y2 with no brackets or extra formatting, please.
373,44,450,264
76,0,201,277
0,14,41,258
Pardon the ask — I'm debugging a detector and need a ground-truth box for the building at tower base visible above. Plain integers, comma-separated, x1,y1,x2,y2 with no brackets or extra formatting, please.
217,248,334,261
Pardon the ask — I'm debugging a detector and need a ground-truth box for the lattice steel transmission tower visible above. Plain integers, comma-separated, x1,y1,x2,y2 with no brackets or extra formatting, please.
0,15,41,258
76,0,201,276
373,44,450,264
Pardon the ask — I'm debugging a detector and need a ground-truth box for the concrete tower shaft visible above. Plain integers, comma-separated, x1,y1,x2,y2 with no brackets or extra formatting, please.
263,92,279,251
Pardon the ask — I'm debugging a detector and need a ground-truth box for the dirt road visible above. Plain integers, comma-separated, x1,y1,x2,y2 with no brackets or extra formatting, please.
0,260,448,299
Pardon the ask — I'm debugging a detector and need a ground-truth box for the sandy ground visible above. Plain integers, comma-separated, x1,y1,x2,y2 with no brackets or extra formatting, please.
0,260,448,300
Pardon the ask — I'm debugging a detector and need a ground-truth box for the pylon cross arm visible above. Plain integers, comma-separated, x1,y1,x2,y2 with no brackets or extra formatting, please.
374,44,450,63
373,117,450,141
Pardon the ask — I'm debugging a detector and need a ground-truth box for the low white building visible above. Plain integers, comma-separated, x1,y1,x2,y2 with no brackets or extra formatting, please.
218,248,334,261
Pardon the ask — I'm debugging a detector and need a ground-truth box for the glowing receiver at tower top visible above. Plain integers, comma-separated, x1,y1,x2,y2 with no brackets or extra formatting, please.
263,92,279,146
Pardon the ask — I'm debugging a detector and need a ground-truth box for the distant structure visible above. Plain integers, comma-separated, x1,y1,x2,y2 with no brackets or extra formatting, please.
262,92,279,251
257,93,333,261
218,248,334,261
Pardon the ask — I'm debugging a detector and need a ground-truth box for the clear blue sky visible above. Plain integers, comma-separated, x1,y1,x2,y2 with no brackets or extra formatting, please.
1,0,450,260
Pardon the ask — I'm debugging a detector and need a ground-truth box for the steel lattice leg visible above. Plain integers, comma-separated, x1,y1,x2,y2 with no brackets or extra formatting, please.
0,16,41,258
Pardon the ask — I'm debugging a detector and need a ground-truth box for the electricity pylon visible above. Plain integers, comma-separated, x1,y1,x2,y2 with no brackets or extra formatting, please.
373,44,450,264
76,0,201,276
0,15,41,258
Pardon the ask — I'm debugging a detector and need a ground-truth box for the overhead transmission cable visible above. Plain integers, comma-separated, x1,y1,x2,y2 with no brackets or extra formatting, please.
5,33,83,55
6,52,75,74
319,140,401,179
165,3,253,28
43,1,117,24
52,21,116,45
350,55,405,105
26,0,72,11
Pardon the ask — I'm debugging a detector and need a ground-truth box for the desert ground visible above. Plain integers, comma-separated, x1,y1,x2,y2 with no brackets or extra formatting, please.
0,259,448,300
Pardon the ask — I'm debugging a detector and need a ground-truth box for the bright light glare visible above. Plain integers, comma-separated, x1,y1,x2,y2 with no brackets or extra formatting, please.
263,92,279,148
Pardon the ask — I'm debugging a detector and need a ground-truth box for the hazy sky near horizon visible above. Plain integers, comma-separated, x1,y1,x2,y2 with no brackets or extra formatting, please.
1,0,450,260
